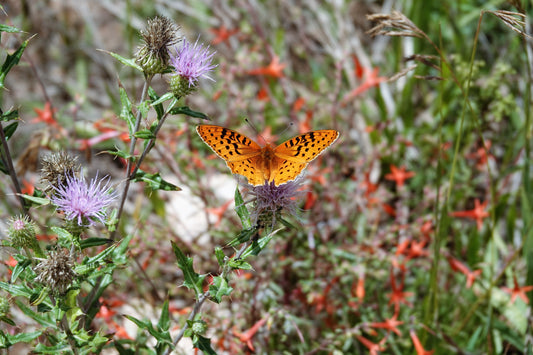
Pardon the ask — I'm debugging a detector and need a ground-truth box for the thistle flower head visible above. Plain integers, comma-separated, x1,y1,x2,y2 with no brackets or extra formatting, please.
169,38,216,97
34,249,77,294
50,173,117,227
7,215,37,249
136,16,181,75
40,151,80,194
246,178,305,228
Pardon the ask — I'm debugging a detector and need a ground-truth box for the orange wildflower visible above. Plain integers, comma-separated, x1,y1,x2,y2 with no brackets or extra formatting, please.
447,257,482,288
233,317,268,352
248,55,286,78
450,199,489,231
502,275,533,304
210,26,239,45
410,330,434,355
385,165,415,188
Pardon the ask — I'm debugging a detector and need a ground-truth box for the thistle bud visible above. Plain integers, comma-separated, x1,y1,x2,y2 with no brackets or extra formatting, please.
191,320,207,335
7,215,36,249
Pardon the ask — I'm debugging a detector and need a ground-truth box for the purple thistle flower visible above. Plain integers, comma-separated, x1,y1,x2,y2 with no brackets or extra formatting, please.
246,178,305,228
51,173,117,226
170,38,217,88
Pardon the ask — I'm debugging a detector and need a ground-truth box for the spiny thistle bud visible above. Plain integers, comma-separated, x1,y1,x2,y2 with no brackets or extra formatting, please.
50,173,117,227
191,320,207,335
40,151,80,194
169,38,216,98
34,249,77,294
136,16,181,75
246,178,305,229
0,297,9,317
7,215,37,249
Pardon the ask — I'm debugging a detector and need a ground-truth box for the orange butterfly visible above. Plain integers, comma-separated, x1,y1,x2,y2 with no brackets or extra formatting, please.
196,125,339,186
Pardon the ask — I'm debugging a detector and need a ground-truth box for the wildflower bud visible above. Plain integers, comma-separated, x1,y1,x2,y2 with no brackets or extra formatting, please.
191,320,207,335
169,38,216,98
40,151,80,194
0,297,10,317
136,16,181,75
7,215,37,249
34,249,77,294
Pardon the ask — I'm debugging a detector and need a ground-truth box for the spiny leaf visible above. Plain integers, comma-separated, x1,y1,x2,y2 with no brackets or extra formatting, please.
119,85,135,133
192,335,217,355
171,242,204,296
234,187,251,229
105,51,143,72
209,276,233,303
169,106,210,120
0,38,29,89
132,170,181,191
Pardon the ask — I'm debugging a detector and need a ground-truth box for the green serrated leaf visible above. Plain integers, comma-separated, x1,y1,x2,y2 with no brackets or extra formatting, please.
0,109,18,122
0,282,32,298
79,237,113,249
30,287,49,306
279,218,296,229
171,242,204,296
0,38,29,88
11,258,32,283
0,24,21,33
228,227,257,247
0,316,15,326
208,276,233,303
51,226,73,242
106,149,133,160
2,330,42,347
124,314,150,330
214,247,225,267
150,92,175,107
234,187,251,229
107,51,143,72
158,298,170,332
119,86,136,133
133,170,181,191
134,129,156,140
241,229,280,258
148,87,164,120
19,193,50,206
227,258,253,270
169,106,210,120
3,122,17,140
192,335,217,355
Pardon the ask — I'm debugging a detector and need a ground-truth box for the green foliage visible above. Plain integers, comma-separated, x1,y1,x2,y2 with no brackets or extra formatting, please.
1,2,533,355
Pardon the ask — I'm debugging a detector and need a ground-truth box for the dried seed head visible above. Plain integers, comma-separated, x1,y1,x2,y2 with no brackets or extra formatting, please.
40,151,80,194
136,16,181,75
34,249,77,294
366,11,425,39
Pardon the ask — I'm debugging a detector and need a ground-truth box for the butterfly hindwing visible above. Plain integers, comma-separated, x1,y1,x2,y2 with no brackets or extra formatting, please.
227,155,266,186
196,125,262,162
274,130,339,163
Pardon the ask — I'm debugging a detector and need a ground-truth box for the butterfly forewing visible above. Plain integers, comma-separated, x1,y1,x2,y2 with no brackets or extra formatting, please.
196,125,262,162
274,130,339,163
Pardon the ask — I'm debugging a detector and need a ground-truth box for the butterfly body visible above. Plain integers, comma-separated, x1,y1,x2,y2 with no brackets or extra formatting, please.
197,125,339,186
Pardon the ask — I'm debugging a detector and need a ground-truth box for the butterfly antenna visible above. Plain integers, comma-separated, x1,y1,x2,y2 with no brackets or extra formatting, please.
244,118,268,144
